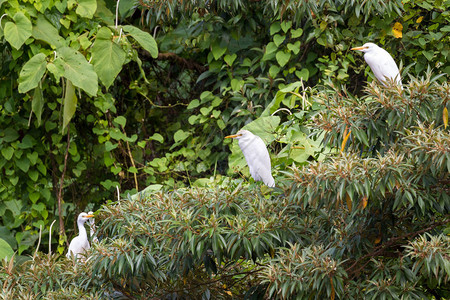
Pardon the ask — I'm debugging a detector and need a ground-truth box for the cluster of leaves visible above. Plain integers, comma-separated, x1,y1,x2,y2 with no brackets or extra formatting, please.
1,0,450,269
0,0,158,255
266,73,450,298
89,184,297,298
0,74,449,299
0,252,106,299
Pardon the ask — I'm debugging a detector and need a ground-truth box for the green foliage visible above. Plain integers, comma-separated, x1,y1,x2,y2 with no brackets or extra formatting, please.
1,0,450,289
0,0,158,256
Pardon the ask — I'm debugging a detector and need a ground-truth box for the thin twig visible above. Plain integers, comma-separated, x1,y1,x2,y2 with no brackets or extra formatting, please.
57,125,71,246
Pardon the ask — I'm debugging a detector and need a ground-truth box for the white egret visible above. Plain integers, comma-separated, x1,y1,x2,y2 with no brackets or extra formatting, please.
66,212,94,259
351,43,402,87
225,130,275,187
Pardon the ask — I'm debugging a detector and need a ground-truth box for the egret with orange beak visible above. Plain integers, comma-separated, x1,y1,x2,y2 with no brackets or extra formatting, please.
351,43,402,87
225,130,275,187
66,212,95,260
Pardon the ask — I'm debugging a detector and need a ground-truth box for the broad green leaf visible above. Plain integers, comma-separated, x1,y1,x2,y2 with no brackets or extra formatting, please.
187,99,200,109
281,20,292,33
32,85,44,126
211,40,227,60
269,22,281,35
265,42,278,55
114,116,127,127
4,12,32,50
269,65,280,78
276,50,291,67
91,27,126,89
123,25,158,58
149,133,164,143
3,128,19,142
291,28,303,38
16,157,30,172
295,68,310,81
224,54,237,66
18,135,36,149
174,129,190,143
0,238,14,261
63,80,77,131
273,34,285,47
32,14,64,48
18,53,47,94
47,61,65,80
76,0,97,18
287,41,301,54
58,47,98,96
1,147,14,160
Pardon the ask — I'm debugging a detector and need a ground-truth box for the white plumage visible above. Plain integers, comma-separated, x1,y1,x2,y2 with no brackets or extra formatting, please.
351,43,402,87
225,130,275,187
66,212,94,259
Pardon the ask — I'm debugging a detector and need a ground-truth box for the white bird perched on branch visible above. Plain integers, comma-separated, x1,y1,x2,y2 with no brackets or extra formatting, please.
66,212,94,260
351,43,402,87
225,130,275,187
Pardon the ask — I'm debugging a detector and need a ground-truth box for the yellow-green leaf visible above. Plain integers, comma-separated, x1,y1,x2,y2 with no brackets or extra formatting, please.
443,107,448,129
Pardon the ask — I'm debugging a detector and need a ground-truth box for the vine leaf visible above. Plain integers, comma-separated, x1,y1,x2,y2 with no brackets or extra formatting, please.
91,27,126,89
63,80,77,131
123,25,158,58
76,0,97,19
4,12,32,50
18,53,47,94
58,47,98,96
32,14,65,48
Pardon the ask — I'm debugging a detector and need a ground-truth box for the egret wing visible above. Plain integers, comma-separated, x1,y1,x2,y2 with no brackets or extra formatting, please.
239,135,275,187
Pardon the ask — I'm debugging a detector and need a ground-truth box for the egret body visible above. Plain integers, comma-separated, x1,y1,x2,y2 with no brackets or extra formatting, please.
66,212,94,259
351,43,402,87
225,130,275,187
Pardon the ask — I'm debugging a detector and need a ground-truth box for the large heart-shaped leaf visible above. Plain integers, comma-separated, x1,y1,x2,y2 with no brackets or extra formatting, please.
91,27,126,89
32,14,64,48
276,50,291,67
18,53,47,94
123,25,158,58
76,0,97,18
4,12,32,49
58,47,98,96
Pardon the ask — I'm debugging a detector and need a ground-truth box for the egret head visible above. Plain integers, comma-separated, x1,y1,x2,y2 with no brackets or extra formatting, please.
351,42,379,53
224,130,253,140
77,212,94,224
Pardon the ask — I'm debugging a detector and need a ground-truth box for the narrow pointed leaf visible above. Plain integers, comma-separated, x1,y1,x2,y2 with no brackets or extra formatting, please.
63,80,77,131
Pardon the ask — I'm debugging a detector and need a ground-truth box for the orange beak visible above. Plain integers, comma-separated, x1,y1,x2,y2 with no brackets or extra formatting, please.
224,134,241,139
351,46,366,51
85,214,94,218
